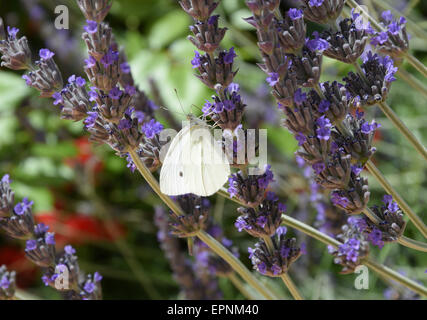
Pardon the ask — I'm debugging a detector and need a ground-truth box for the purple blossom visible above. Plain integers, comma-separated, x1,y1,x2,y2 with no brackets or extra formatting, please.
312,161,325,174
271,264,282,275
368,227,384,248
306,32,330,52
316,116,331,140
257,262,267,275
248,247,255,259
228,83,240,93
100,48,119,67
52,92,63,106
109,87,123,100
356,108,364,120
7,26,19,39
387,22,400,35
224,47,237,64
84,282,96,293
309,0,324,6
22,74,32,86
45,233,56,245
39,48,55,60
120,62,131,74
64,245,76,255
235,217,249,232
331,192,349,208
276,226,287,236
126,153,136,173
26,239,37,251
278,202,287,213
85,55,96,68
266,73,279,87
0,275,10,289
134,111,145,123
295,132,307,146
293,88,307,106
288,8,303,20
361,120,381,134
257,165,274,189
125,85,136,96
381,10,393,22
370,32,388,46
256,216,267,228
351,165,363,176
118,119,131,130
75,77,86,87
84,111,98,129
88,87,98,102
383,195,399,213
142,119,163,139
191,51,202,68
14,198,34,215
318,100,330,113
208,15,219,25
34,223,49,235
202,100,213,115
84,20,98,34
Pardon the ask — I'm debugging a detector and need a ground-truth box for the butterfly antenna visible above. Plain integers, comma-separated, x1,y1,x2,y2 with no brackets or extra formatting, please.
174,89,186,116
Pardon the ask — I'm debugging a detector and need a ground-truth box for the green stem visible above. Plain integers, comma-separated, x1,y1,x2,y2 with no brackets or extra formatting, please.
377,101,427,161
397,236,427,252
227,273,257,300
397,69,427,98
363,259,427,297
403,52,427,78
128,149,276,300
365,160,427,238
197,231,276,300
280,273,304,300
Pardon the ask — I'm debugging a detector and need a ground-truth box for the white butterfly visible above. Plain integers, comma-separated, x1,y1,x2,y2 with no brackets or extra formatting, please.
160,116,231,197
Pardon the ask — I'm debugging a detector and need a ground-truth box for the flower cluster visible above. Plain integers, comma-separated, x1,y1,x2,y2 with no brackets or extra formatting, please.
0,7,162,172
328,220,370,274
248,227,301,277
168,194,210,237
370,10,409,61
246,2,393,217
350,195,406,247
154,207,222,299
0,175,102,300
181,0,246,132
0,265,16,300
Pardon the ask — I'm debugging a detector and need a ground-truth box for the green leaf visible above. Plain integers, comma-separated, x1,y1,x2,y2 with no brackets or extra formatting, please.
148,10,189,49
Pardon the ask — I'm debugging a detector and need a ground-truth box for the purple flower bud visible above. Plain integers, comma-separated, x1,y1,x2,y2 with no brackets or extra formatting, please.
6,26,19,39
312,161,325,174
351,165,363,176
84,112,98,129
224,47,237,64
191,51,202,69
288,8,303,20
84,281,96,293
52,92,63,106
109,87,123,100
120,62,131,74
381,10,393,22
318,100,330,113
293,88,307,106
142,119,163,139
295,132,307,146
84,20,98,34
75,77,86,87
64,245,76,255
85,55,96,68
309,0,324,7
26,239,37,251
45,232,56,245
94,272,103,282
315,116,331,140
266,73,279,87
39,48,55,60
256,216,267,228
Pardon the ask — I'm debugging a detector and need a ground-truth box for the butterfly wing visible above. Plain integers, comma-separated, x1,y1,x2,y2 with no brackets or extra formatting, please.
160,125,230,197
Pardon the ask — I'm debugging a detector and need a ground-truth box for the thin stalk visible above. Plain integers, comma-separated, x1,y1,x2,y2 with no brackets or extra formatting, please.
262,236,304,300
397,69,427,98
227,272,257,300
363,207,427,253
403,52,427,78
280,273,303,300
128,149,276,300
397,236,427,252
197,230,277,300
377,101,427,161
365,160,427,238
364,259,427,297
